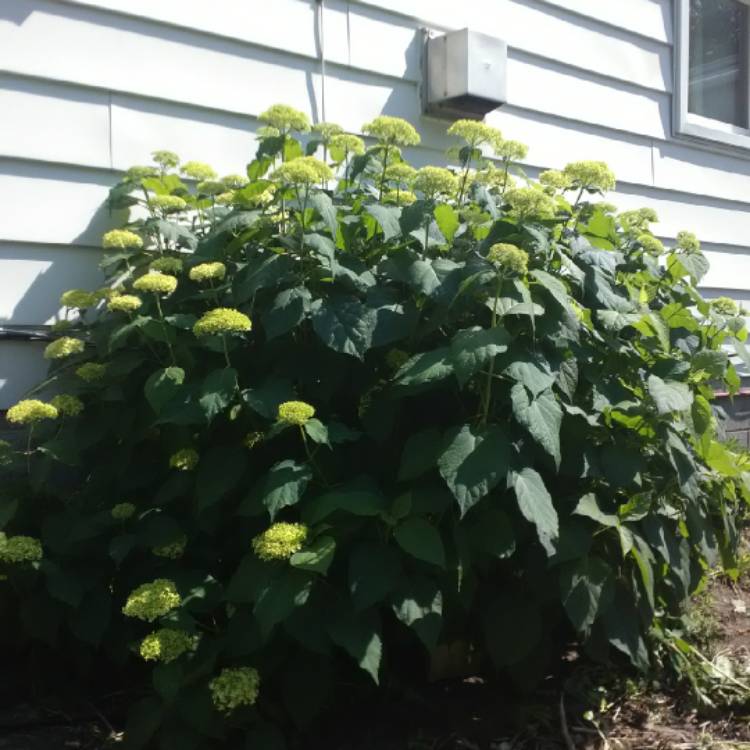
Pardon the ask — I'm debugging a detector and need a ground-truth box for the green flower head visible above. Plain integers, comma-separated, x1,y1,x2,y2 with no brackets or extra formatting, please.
209,667,261,713
413,166,458,198
221,174,249,190
329,133,366,157
122,579,181,622
539,169,572,193
447,119,503,149
76,363,107,383
50,394,84,418
272,156,333,185
563,160,615,192
149,257,183,275
60,289,97,309
384,163,416,185
636,234,664,256
6,399,58,425
111,502,136,521
169,448,199,472
619,208,659,234
505,186,556,220
133,273,178,296
252,522,308,561
196,180,226,196
193,308,252,337
44,336,85,360
151,150,180,169
487,243,529,275
102,229,144,250
495,139,529,161
259,103,311,133
712,296,739,317
382,189,417,206
189,262,226,283
362,115,421,146
470,165,516,192
216,191,235,205
257,125,281,139
312,121,344,142
181,161,217,181
149,195,187,213
107,294,142,313
676,230,700,253
277,400,315,426
152,535,187,560
0,535,43,564
126,165,159,181
140,628,196,663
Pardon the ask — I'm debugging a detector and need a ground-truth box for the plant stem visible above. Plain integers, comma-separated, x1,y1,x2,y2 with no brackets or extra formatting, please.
480,275,502,426
221,335,232,369
26,425,33,477
378,144,390,200
154,295,176,365
300,427,328,485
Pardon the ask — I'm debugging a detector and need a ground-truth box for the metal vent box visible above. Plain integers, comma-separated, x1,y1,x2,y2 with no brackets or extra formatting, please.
424,28,507,120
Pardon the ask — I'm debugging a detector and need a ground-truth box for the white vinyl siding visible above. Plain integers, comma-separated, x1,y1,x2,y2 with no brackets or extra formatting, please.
1,0,749,406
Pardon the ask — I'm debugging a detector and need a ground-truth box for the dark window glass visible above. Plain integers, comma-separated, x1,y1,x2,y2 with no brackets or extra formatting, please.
689,0,749,128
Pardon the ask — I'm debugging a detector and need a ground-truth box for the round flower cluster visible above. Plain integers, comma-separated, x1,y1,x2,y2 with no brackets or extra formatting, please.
637,234,664,256
243,431,264,450
363,115,421,146
330,133,365,157
150,195,187,213
140,628,195,663
111,502,136,521
209,667,261,713
253,522,308,561
102,229,144,250
189,262,226,283
470,165,515,192
384,163,416,184
539,170,572,192
495,139,529,162
0,535,43,563
169,448,199,471
597,202,617,214
619,208,659,234
181,161,217,181
563,160,616,192
126,166,159,181
487,243,529,276
272,157,333,185
505,186,556,220
712,296,739,317
76,363,107,382
193,308,252,337
676,230,700,253
44,336,85,360
152,535,187,559
6,399,58,425
216,192,235,205
197,180,226,196
312,121,343,141
447,119,503,149
259,103,311,133
413,166,458,198
108,294,142,313
133,273,178,296
221,174,249,190
50,394,84,417
122,579,181,622
152,150,180,169
60,289,97,309
257,126,281,139
383,189,417,206
278,400,315,425
149,257,183,275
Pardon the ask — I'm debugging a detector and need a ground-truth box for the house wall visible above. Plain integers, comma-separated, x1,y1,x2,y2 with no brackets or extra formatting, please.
1,0,750,407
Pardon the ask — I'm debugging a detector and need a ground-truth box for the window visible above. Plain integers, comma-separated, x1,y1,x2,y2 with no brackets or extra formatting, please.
675,0,750,149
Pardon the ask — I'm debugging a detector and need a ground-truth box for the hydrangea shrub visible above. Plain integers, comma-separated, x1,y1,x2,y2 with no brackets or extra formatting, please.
1,103,750,748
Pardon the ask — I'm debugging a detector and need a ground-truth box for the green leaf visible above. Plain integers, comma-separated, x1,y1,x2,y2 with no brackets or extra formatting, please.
303,418,329,445
438,424,510,516
365,204,402,241
304,477,387,524
254,569,314,636
308,191,337,235
311,295,375,360
449,326,510,386
198,368,237,422
262,286,312,340
559,556,613,631
398,428,442,481
290,535,336,574
391,576,443,650
647,375,693,414
574,493,619,527
194,445,246,510
504,355,555,397
394,347,452,387
349,542,402,611
144,367,185,414
394,518,445,567
531,269,571,310
327,610,382,684
153,661,183,704
510,467,559,555
233,253,294,304
434,204,459,243
242,378,296,420
244,460,312,520
510,384,562,468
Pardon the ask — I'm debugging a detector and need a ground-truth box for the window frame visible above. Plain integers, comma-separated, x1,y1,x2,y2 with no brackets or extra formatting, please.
674,0,750,151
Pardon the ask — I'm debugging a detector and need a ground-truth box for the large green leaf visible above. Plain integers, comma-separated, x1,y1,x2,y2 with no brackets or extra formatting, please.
559,556,613,631
242,460,313,520
254,569,314,636
394,518,445,567
449,326,510,386
290,535,336,575
438,424,510,516
504,355,555,397
304,477,387,524
433,204,459,243
311,295,375,360
511,384,562,468
327,610,382,684
365,204,402,241
262,286,312,340
198,368,237,422
349,542,402,611
144,367,185,414
647,375,693,414
391,576,443,650
510,467,559,555
398,428,442,481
